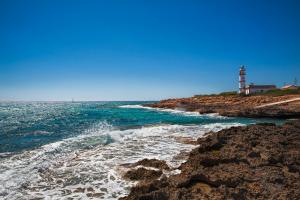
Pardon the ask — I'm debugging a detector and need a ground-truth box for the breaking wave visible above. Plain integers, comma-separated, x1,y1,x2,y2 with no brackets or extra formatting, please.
0,121,243,200
2,101,272,200
119,104,228,118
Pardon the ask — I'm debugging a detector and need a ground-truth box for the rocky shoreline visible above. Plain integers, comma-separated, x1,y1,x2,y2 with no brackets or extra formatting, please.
120,120,300,200
146,95,300,118
120,95,300,200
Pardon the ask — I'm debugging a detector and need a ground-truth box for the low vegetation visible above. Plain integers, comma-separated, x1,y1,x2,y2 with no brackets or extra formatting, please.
194,91,237,98
194,88,300,98
218,91,238,96
257,88,300,96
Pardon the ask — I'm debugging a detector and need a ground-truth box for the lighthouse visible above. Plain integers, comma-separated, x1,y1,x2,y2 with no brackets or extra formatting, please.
239,65,246,94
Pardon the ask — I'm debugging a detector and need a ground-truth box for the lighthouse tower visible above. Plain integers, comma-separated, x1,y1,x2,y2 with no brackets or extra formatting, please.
239,65,246,94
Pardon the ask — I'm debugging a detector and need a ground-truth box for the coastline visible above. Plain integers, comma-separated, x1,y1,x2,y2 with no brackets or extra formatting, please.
145,94,300,118
1,102,248,199
1,100,299,199
120,95,300,200
121,119,300,200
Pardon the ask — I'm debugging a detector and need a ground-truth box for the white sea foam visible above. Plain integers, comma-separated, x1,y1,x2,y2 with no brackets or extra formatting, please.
119,104,228,119
118,105,145,109
0,121,243,200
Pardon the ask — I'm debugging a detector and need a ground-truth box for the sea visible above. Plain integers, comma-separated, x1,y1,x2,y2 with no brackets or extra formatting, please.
0,101,284,199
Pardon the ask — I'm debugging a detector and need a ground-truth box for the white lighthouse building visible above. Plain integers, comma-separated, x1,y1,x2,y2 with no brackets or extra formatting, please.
239,65,246,94
238,66,277,95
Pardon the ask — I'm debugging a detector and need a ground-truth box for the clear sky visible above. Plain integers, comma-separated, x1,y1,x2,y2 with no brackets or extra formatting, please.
1,0,300,101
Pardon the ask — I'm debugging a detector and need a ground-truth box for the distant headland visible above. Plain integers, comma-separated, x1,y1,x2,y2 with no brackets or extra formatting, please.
145,66,300,119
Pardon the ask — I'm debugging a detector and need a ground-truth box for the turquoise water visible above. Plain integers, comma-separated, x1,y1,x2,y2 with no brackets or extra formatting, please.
0,101,282,154
0,101,284,199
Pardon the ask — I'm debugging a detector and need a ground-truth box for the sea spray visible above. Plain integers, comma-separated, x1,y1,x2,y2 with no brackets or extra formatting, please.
0,102,283,199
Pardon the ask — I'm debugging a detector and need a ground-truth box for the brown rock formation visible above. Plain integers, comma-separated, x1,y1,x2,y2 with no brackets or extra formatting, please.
120,120,300,200
146,95,300,118
122,159,170,182
123,167,163,181
130,159,170,171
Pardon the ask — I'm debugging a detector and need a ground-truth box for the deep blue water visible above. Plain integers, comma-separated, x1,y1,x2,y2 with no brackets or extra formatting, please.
0,101,284,154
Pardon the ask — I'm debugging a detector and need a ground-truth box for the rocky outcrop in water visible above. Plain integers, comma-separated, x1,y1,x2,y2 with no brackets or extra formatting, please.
120,120,300,200
124,168,163,181
122,159,170,181
130,159,170,170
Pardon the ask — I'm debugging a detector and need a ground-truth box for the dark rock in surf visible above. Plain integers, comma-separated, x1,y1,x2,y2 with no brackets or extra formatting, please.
130,159,170,170
124,167,163,181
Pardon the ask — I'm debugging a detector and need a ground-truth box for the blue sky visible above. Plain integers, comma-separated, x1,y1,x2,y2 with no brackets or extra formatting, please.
1,0,300,101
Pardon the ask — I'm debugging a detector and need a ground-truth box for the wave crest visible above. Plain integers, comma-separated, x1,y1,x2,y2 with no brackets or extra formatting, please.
0,121,242,199
119,104,228,118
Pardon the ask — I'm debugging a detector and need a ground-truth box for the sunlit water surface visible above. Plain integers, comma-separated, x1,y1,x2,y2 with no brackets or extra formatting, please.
0,101,284,199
